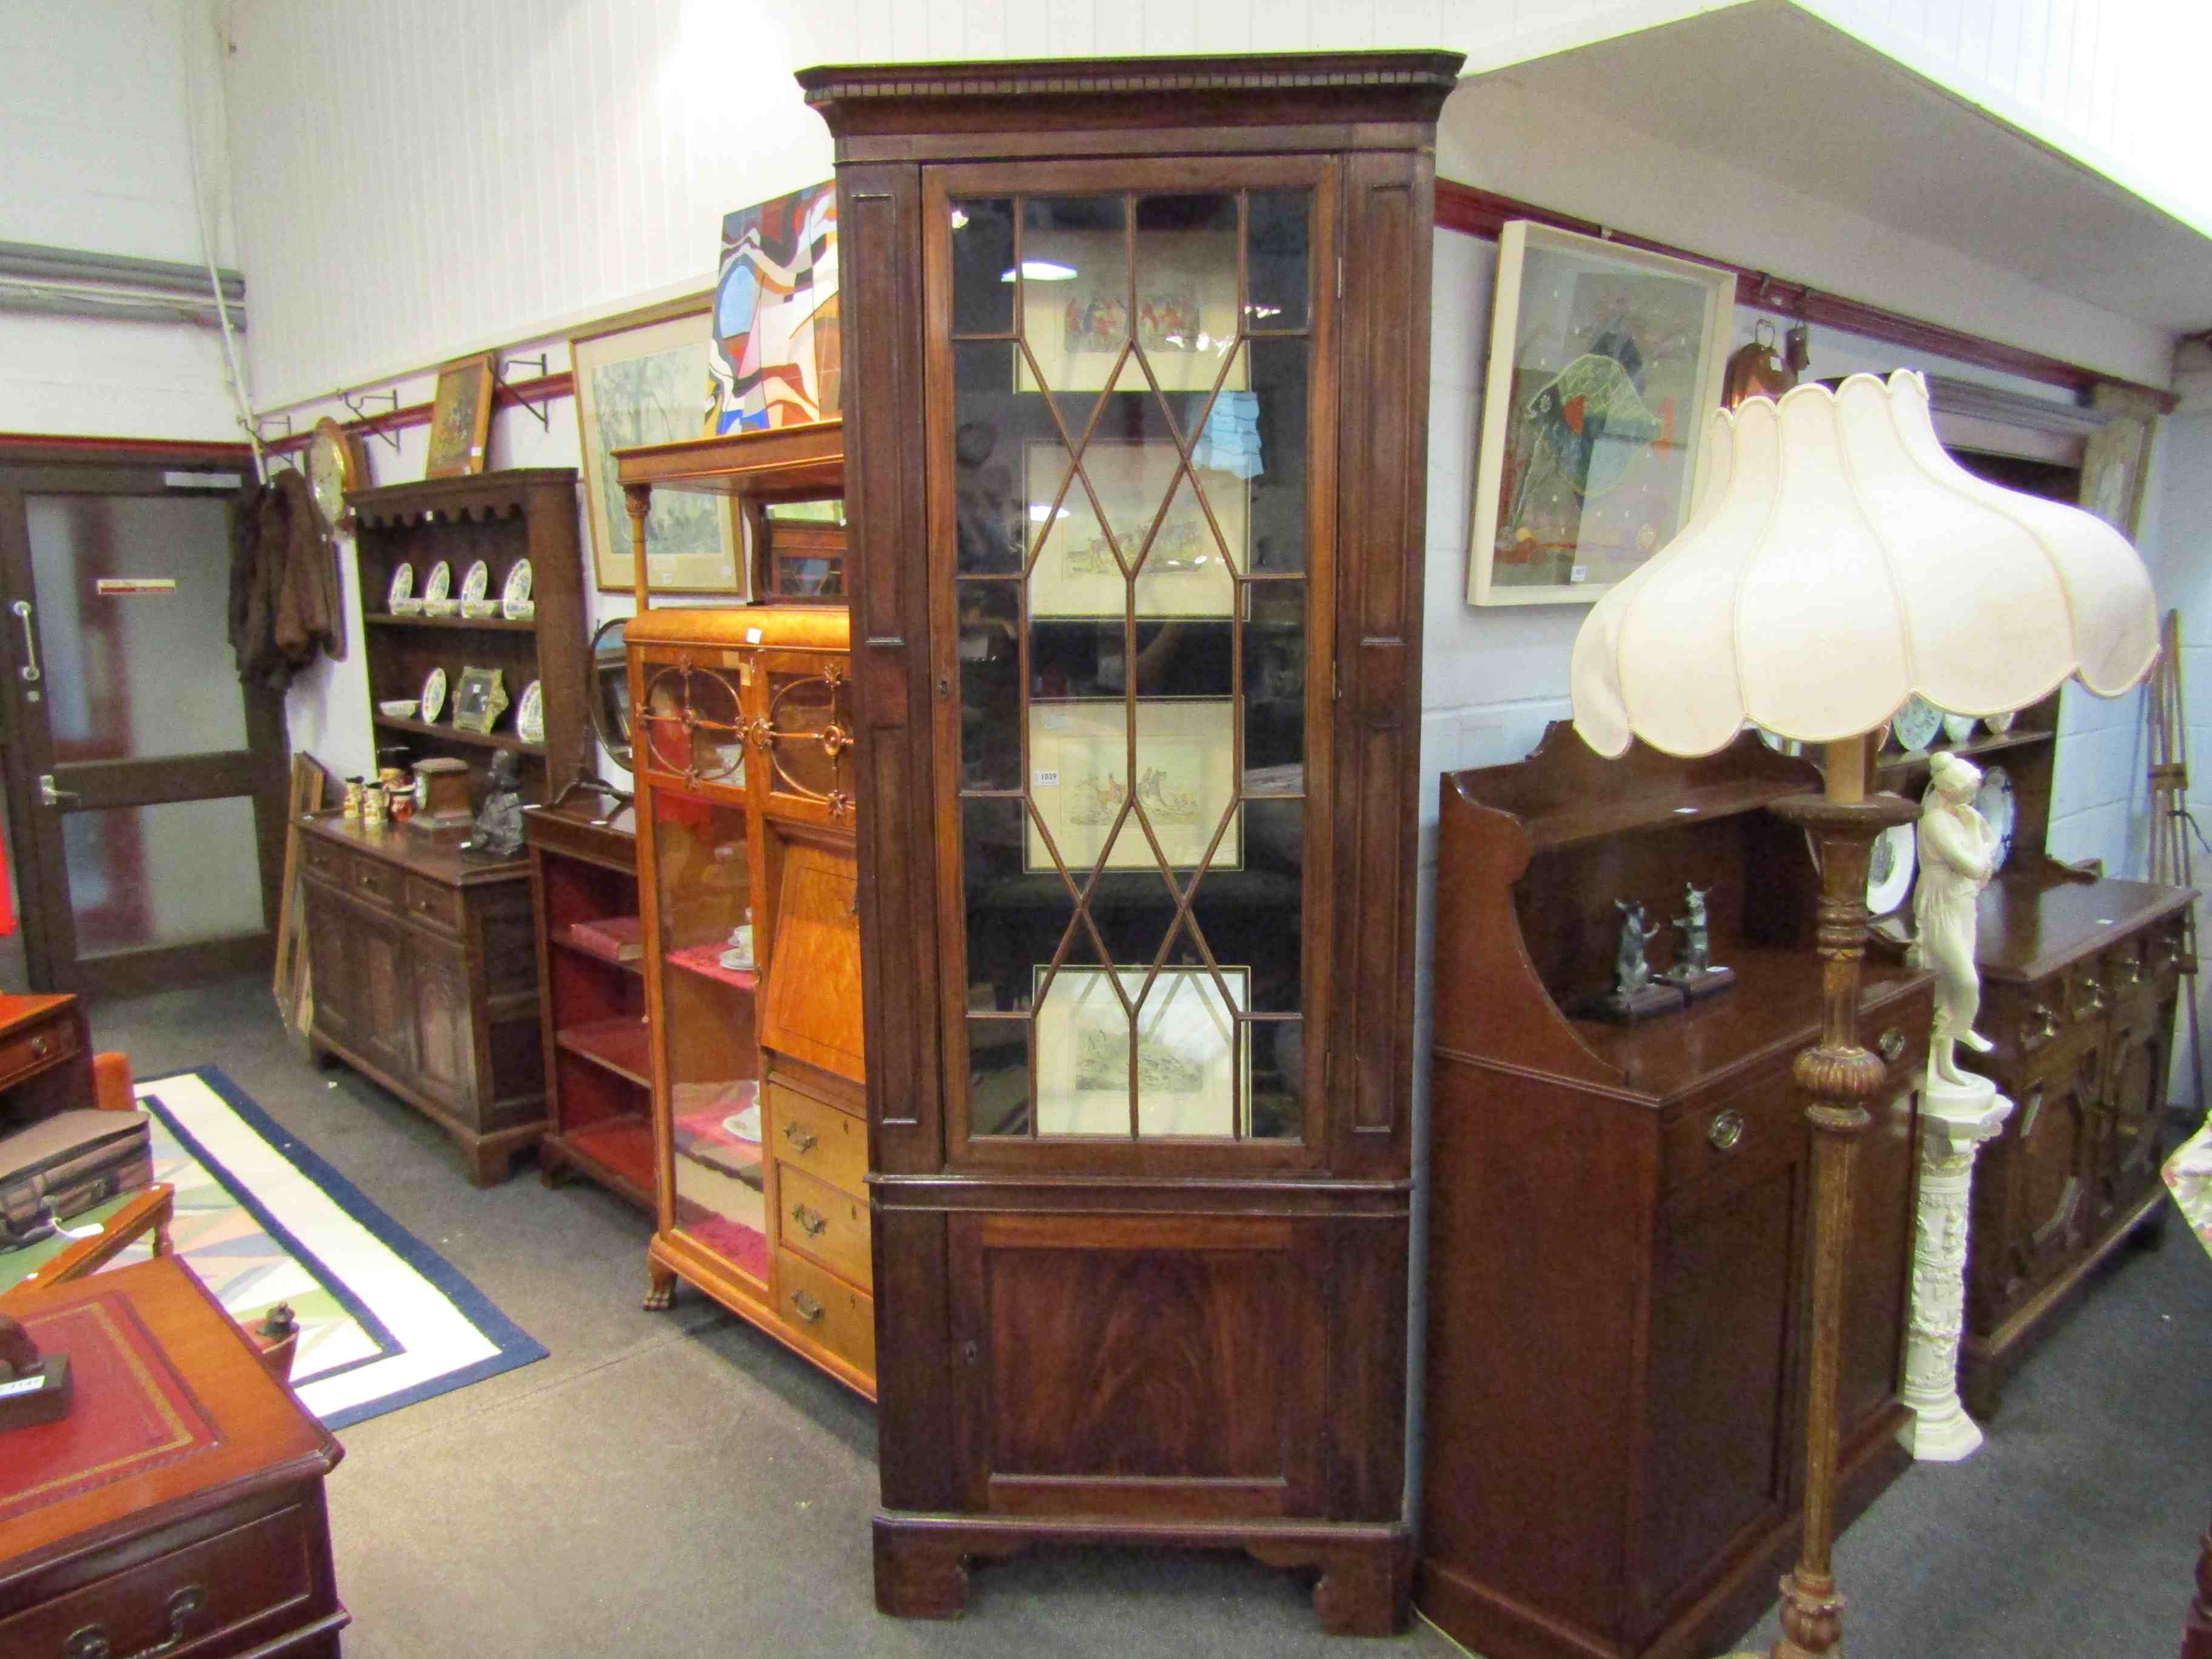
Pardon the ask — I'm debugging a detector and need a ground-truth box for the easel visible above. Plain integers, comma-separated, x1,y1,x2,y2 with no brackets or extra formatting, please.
2147,608,2207,1122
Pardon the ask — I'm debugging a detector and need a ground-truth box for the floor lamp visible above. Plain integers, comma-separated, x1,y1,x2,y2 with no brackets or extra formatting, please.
1570,369,2160,1658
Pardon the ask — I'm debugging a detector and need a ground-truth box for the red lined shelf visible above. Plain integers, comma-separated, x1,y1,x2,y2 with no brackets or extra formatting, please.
665,943,759,992
556,1016,652,1087
558,1116,655,1195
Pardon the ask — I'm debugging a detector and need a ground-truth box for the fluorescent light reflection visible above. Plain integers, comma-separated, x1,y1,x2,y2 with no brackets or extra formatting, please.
1000,261,1080,282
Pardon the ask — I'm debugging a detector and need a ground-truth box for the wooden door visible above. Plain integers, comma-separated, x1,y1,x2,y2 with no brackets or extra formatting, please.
411,938,474,1107
1973,1047,2098,1327
758,838,864,1082
2097,1008,2173,1224
356,909,416,1078
947,1210,1329,1519
0,447,289,996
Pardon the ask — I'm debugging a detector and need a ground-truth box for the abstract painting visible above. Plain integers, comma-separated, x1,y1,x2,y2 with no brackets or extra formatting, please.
708,181,840,434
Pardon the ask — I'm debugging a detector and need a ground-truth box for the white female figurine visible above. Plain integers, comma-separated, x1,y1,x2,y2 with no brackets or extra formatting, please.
1913,751,2000,1085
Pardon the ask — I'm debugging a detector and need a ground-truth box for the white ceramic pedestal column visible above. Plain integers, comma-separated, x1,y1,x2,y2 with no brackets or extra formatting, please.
1898,1071,2014,1461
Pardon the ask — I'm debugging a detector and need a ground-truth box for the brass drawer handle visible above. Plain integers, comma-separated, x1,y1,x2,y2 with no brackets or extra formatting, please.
30,1034,49,1058
2077,977,2107,1016
791,1203,828,1238
790,1289,825,1323
781,1121,817,1153
2118,953,2143,987
65,1584,208,1659
2023,1004,2060,1053
1877,1027,1905,1062
1708,1110,1746,1151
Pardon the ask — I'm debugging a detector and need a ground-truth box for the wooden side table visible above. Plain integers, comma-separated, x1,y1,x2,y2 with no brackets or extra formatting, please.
0,991,93,1134
0,1256,346,1657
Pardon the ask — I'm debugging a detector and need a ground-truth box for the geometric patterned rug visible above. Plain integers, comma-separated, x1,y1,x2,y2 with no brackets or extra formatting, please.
53,1067,547,1429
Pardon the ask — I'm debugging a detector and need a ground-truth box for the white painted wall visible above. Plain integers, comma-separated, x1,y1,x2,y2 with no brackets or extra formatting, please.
0,0,243,440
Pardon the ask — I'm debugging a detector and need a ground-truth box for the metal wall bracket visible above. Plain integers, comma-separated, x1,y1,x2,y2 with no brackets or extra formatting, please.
341,387,403,452
494,354,552,429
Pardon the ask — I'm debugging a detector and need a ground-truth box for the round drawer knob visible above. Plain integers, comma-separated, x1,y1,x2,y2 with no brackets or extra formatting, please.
1877,1027,1905,1062
30,1036,47,1057
1708,1109,1746,1151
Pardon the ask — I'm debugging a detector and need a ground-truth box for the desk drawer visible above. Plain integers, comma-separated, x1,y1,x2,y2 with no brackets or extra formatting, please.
350,857,403,911
777,1161,871,1286
1663,1068,1801,1195
301,836,350,888
0,1013,75,1092
766,1082,866,1197
0,1504,314,1659
403,876,464,936
776,1245,876,1375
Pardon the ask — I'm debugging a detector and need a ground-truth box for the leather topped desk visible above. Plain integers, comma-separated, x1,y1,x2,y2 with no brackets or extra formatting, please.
0,1256,346,1657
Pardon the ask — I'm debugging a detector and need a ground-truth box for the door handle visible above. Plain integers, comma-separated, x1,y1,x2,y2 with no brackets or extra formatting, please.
38,774,77,808
10,599,40,683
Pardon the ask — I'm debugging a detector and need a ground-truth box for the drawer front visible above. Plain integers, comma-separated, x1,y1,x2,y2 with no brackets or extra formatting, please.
0,1504,315,1658
0,1013,76,1091
301,835,350,887
776,1245,876,1374
1662,1067,1802,1195
766,1082,866,1196
350,855,403,911
777,1161,872,1285
1988,971,2096,1069
403,875,465,936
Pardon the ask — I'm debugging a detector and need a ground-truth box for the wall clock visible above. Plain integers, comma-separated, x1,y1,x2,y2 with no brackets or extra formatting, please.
306,417,369,534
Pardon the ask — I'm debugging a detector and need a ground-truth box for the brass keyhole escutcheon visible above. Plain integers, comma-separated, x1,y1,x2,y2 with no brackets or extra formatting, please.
1708,1109,1746,1151
1877,1027,1905,1062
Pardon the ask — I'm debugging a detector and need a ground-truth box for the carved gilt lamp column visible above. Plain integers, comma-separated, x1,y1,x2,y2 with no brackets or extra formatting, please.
1570,369,2159,1659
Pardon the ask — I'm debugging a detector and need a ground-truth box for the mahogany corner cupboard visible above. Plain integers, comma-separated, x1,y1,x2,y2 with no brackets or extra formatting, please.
800,49,1462,1632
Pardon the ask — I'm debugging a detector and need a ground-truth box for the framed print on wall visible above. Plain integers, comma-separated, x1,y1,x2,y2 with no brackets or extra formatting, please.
424,352,496,479
1467,221,1734,607
571,296,743,594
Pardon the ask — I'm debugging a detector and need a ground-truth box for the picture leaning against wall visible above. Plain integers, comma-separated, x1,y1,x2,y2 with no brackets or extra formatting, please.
708,181,841,434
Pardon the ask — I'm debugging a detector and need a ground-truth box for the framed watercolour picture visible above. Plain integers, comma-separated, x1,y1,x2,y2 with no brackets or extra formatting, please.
424,352,496,479
1033,965,1250,1137
1467,221,1734,606
1025,697,1239,874
1024,438,1242,618
571,297,743,594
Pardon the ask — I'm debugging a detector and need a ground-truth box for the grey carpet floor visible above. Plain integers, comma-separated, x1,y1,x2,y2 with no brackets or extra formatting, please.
83,973,2212,1657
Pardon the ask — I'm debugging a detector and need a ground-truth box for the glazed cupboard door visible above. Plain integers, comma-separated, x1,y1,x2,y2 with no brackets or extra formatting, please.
927,160,1337,1173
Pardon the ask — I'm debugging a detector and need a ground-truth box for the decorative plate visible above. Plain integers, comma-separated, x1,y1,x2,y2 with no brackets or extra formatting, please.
423,561,452,604
460,560,491,604
1940,712,1978,746
516,679,544,746
1976,765,2016,870
1891,695,1943,753
502,559,534,607
1866,823,1917,916
386,563,415,610
1755,725,1801,757
1985,709,2017,736
420,666,447,724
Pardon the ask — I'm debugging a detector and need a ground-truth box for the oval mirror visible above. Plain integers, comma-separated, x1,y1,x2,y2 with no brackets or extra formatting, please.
589,615,633,773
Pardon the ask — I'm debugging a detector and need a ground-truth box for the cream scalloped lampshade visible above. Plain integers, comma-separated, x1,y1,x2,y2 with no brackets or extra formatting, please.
1570,369,2160,759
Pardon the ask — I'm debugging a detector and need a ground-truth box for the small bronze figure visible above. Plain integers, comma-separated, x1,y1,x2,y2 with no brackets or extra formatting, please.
461,751,526,860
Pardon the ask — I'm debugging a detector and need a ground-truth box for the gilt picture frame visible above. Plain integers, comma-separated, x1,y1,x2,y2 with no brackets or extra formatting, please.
424,352,497,480
571,295,744,594
1467,221,1734,608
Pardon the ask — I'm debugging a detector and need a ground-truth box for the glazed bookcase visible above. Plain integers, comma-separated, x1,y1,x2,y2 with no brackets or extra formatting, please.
802,50,1461,1631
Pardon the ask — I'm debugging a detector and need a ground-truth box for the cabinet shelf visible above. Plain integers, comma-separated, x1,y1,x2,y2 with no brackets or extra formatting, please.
663,943,757,992
1874,725,2056,773
372,713,545,755
364,612,539,634
556,1017,653,1087
552,920,643,974
559,1116,656,1196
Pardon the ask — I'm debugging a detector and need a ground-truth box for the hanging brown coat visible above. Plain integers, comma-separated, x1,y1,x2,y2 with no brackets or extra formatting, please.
230,468,340,691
